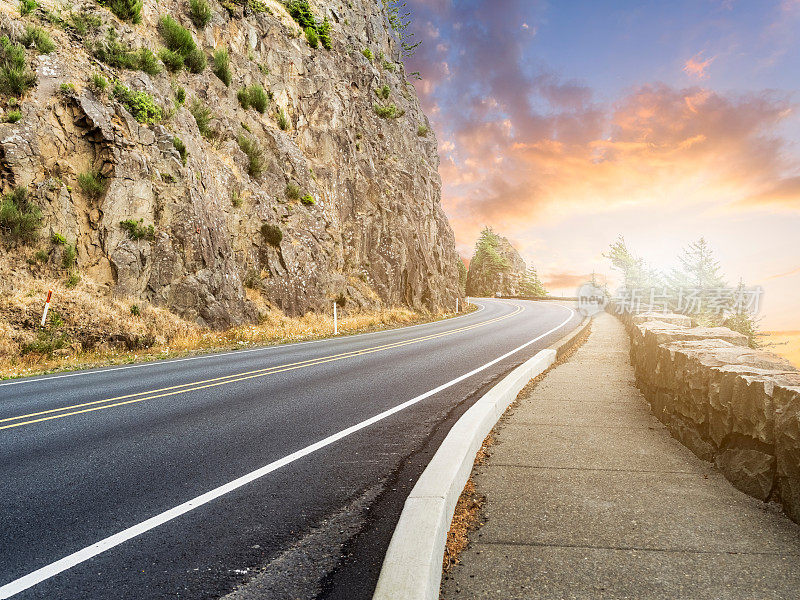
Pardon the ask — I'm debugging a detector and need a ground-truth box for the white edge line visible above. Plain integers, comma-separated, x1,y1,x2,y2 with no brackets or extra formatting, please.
0,301,574,599
0,304,486,388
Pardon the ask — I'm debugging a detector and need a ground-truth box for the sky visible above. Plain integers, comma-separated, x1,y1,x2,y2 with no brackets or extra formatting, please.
403,0,800,330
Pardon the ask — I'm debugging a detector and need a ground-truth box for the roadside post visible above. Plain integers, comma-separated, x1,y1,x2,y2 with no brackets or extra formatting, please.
456,297,459,313
333,301,338,335
40,289,52,327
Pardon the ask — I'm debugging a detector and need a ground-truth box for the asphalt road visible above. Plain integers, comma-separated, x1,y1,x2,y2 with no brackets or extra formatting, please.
0,298,579,600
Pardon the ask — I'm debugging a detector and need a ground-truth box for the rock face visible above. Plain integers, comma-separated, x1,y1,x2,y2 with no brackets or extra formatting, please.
0,0,461,327
618,310,800,522
465,229,526,297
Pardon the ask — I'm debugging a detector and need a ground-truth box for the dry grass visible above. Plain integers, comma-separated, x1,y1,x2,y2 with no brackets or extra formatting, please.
0,256,469,380
759,331,800,369
442,433,494,573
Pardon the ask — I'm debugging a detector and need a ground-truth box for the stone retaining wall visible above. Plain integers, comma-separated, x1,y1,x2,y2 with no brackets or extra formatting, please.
617,310,800,522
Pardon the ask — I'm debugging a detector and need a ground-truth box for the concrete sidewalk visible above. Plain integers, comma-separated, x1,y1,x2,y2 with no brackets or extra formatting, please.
441,313,800,599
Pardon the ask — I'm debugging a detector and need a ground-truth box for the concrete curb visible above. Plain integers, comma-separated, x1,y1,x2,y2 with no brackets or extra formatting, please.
372,314,591,600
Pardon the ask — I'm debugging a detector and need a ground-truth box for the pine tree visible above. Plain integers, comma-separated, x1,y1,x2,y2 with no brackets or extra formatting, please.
669,237,728,323
520,266,547,297
603,235,660,289
670,237,726,291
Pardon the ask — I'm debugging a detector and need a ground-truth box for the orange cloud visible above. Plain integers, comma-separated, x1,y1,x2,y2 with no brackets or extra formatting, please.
683,52,716,79
543,272,593,289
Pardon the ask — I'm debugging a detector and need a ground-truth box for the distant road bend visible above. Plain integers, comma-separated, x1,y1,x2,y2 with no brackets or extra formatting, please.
0,298,580,600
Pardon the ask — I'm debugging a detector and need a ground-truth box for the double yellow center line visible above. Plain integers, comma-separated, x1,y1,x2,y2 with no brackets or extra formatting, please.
1,303,522,432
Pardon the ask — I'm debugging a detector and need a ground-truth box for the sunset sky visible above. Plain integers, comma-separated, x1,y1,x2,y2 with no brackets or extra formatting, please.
405,0,800,329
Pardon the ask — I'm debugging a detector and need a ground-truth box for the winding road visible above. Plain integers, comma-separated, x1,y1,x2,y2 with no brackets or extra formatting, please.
0,298,579,599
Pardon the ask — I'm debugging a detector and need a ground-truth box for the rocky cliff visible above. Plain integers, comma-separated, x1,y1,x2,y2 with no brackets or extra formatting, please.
0,0,461,328
465,227,525,297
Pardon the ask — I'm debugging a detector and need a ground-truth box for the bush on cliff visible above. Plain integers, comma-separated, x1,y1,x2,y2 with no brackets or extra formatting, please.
109,0,143,24
237,134,265,178
189,0,213,28
112,82,162,123
120,218,155,241
211,48,231,86
189,98,214,138
158,15,206,72
20,25,55,54
0,36,36,96
0,187,41,244
260,223,282,247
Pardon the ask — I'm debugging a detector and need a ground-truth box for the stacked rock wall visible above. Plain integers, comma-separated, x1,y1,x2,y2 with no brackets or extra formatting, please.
618,310,800,522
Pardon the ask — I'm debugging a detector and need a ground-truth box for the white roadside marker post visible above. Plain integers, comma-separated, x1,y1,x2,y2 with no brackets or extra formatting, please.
333,301,338,335
40,289,52,328
456,297,459,313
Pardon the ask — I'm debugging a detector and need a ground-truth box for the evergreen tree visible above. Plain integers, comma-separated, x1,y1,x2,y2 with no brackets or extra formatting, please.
520,266,547,297
670,237,726,291
457,258,467,295
603,235,660,289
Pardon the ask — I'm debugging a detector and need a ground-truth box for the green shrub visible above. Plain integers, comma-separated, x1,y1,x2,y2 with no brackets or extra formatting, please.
189,0,212,28
93,29,137,69
3,109,22,123
175,85,186,105
61,242,77,270
173,136,188,164
93,30,163,75
77,169,106,198
285,183,301,200
64,272,80,288
237,84,269,113
34,248,49,262
136,47,161,75
159,16,197,56
0,36,36,97
286,0,316,29
130,303,141,316
374,103,404,119
304,26,318,48
382,60,396,72
236,87,249,110
68,9,102,36
300,194,315,206
90,72,108,93
276,107,288,130
58,82,75,100
21,25,55,54
260,222,282,246
417,124,429,136
112,82,163,123
19,0,37,16
375,84,390,100
159,48,184,72
184,47,206,73
109,0,143,24
22,328,70,356
189,98,213,138
362,48,373,60
51,231,66,244
0,187,41,243
318,16,331,50
248,0,269,13
120,218,155,240
231,190,242,207
211,48,231,86
237,133,264,178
